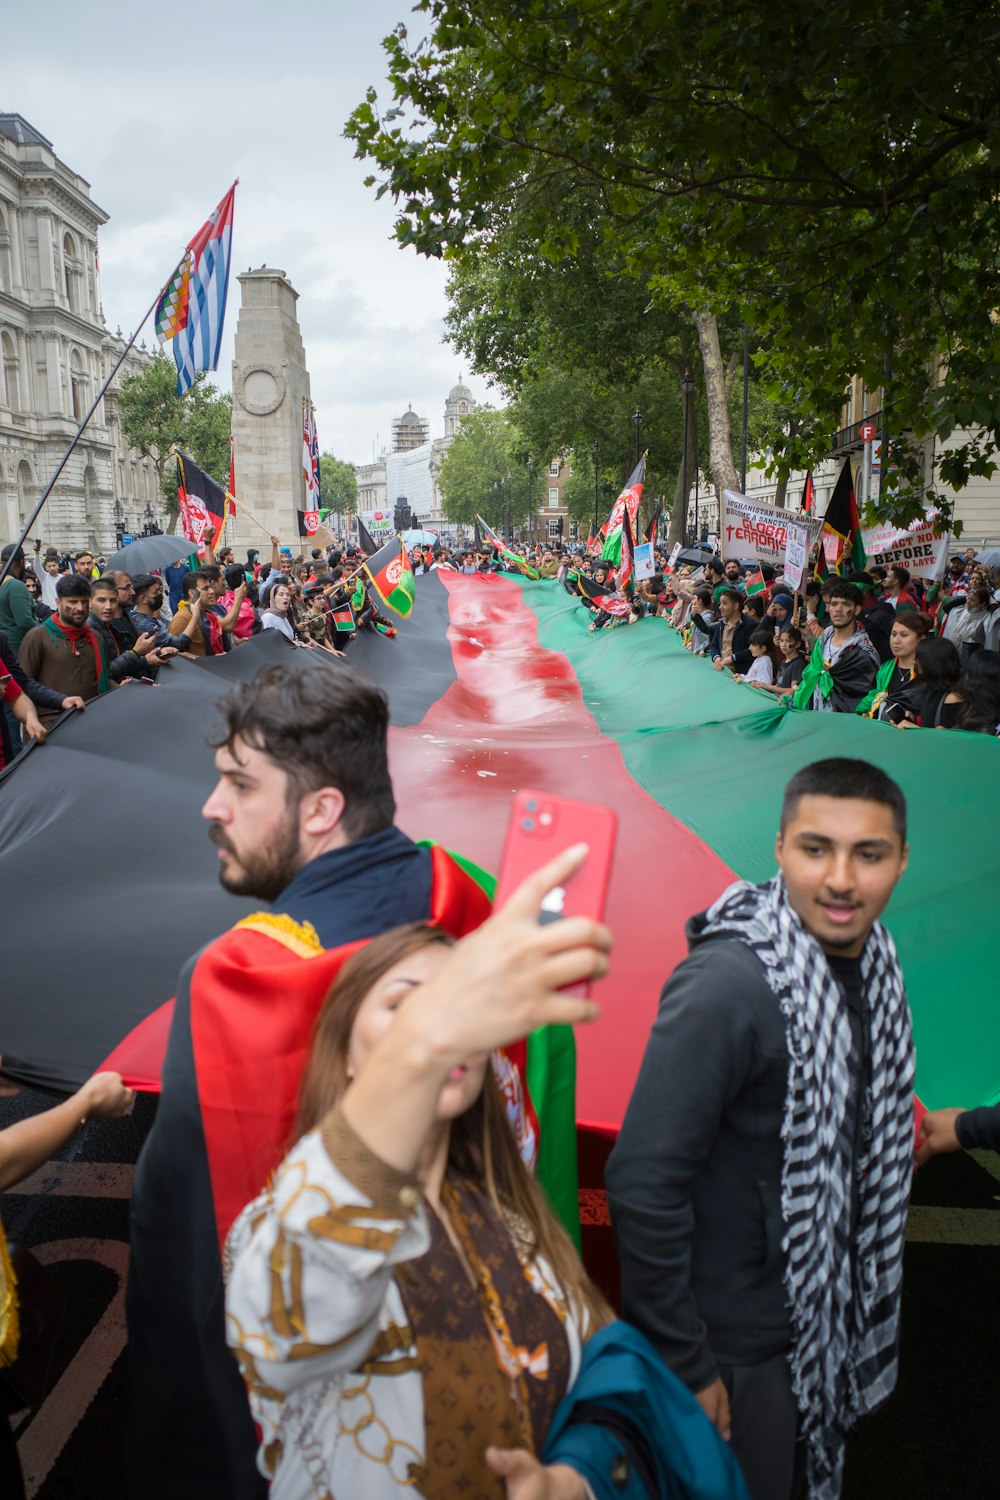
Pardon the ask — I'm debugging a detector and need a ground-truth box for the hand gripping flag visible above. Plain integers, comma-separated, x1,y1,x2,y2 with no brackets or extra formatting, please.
156,183,237,395
362,534,416,618
600,456,645,566
176,453,226,554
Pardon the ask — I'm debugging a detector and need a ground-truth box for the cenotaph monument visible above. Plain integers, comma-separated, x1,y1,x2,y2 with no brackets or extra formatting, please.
229,268,313,550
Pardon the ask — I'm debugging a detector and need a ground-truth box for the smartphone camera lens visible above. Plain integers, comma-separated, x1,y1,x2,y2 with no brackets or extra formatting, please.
526,799,538,812
522,818,535,832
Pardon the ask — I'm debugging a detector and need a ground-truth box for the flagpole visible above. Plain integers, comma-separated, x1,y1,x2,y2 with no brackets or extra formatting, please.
0,275,182,587
229,494,276,540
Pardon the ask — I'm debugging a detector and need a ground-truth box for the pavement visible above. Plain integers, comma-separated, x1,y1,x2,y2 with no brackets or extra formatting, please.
2,1084,998,1499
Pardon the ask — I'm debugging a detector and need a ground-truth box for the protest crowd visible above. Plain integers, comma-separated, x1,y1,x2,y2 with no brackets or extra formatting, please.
0,504,997,1500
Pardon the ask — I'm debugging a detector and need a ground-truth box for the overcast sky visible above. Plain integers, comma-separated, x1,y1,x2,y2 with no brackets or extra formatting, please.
5,0,492,464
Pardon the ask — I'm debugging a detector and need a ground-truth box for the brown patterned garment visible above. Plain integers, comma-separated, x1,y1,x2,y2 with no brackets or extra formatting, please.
401,1177,570,1500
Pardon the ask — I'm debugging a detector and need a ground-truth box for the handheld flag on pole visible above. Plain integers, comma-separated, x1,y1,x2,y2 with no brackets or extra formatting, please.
156,183,237,394
617,506,636,596
600,456,645,565
297,509,320,538
357,517,380,557
801,471,816,515
821,459,866,575
475,516,540,579
176,454,226,554
474,520,484,553
362,536,416,619
643,498,662,548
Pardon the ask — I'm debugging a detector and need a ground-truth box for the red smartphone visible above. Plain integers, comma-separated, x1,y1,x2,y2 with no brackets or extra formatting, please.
494,789,617,995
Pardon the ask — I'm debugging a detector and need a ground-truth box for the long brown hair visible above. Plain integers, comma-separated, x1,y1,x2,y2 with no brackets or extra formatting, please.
295,923,611,1330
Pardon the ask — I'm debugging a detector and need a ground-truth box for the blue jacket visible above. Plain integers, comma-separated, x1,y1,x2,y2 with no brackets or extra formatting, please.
707,616,756,673
543,1321,749,1500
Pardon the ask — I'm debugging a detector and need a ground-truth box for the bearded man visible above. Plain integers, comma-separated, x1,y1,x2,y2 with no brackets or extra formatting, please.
126,661,491,1500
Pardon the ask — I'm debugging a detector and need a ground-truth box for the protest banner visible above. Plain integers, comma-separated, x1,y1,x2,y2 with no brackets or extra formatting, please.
359,508,395,545
665,541,682,573
861,518,948,578
633,541,655,580
782,522,810,592
721,491,822,566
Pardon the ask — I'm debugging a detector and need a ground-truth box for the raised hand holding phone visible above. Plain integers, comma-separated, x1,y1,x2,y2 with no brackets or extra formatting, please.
495,790,617,998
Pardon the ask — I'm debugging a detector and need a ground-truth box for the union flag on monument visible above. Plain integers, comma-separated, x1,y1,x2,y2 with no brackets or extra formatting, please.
600,455,645,566
363,535,415,619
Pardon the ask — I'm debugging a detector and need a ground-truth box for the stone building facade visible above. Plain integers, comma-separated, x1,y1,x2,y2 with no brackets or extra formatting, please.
0,113,161,553
384,379,477,532
229,267,313,550
355,458,386,514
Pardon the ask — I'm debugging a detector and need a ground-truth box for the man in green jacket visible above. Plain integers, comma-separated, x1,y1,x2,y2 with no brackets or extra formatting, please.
0,543,38,653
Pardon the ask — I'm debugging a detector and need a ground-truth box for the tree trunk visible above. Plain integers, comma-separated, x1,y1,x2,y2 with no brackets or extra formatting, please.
693,309,740,497
773,471,789,508
667,381,699,548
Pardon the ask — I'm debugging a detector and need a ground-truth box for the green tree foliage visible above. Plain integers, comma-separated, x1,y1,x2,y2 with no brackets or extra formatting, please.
319,453,358,513
348,0,1000,527
117,354,232,515
437,406,544,527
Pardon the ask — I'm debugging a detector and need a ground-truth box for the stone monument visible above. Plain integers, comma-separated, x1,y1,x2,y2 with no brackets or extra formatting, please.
230,267,312,550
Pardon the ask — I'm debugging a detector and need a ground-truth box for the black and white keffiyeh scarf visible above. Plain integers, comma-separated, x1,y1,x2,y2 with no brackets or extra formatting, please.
700,875,915,1499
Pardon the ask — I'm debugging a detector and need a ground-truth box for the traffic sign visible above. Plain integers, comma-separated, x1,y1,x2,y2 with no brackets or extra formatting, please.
860,422,876,442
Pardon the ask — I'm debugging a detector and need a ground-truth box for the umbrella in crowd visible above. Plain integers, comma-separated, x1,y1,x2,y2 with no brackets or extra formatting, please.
106,534,192,575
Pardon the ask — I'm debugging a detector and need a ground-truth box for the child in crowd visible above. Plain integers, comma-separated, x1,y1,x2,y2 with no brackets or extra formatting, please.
734,628,775,685
754,624,806,695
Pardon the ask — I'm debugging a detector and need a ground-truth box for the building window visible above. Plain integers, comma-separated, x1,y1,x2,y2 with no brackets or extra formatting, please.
2,331,20,411
548,519,562,538
549,460,560,476
70,348,88,421
548,488,559,508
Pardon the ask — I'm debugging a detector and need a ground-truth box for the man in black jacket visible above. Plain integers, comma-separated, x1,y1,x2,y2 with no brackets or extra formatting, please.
708,588,756,674
606,758,915,1500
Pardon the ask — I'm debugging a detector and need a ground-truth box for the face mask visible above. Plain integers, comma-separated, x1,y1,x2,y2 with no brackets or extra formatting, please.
148,593,163,610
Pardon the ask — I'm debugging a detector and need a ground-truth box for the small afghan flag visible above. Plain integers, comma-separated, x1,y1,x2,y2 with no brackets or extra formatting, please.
476,516,540,579
363,536,415,619
822,459,866,575
643,500,662,547
744,568,766,596
801,470,816,515
330,605,356,634
600,456,645,566
585,530,596,553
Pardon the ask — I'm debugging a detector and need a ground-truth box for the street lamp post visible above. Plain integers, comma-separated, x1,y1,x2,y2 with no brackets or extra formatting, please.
633,407,642,465
593,442,600,540
681,372,694,543
525,457,533,545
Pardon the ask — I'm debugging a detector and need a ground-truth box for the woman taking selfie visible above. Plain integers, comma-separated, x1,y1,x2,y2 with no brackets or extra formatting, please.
225,849,746,1500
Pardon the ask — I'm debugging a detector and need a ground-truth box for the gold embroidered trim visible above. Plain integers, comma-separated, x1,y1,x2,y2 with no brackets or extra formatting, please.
234,911,325,957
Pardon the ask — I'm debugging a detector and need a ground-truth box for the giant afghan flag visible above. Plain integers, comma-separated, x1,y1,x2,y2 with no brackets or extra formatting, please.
2,575,997,1252
600,455,645,565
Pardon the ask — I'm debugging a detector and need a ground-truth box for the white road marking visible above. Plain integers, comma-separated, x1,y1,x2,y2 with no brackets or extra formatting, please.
15,1238,129,1499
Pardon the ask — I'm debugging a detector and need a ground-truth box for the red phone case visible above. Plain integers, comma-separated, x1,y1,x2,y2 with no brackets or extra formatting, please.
494,789,617,996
